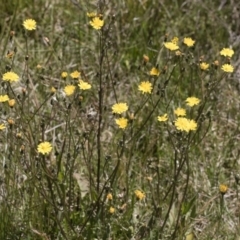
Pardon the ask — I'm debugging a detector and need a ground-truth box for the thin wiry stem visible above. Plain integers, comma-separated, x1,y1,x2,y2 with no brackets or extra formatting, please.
97,29,104,193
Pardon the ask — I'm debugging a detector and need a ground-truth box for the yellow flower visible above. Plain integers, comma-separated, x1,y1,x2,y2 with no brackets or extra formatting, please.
64,85,76,96
220,48,234,58
112,103,128,114
89,17,104,30
50,87,57,93
0,124,6,130
183,37,195,47
157,114,168,122
87,12,97,17
221,64,234,73
115,117,128,129
61,72,68,78
164,42,179,51
186,97,200,107
0,95,9,102
8,99,16,107
106,193,113,201
23,19,37,31
134,190,145,200
200,62,209,70
150,67,160,76
138,81,153,94
37,142,52,155
171,37,179,44
70,70,80,79
175,117,197,132
2,71,19,82
78,80,92,90
219,184,228,194
174,107,186,116
109,207,115,214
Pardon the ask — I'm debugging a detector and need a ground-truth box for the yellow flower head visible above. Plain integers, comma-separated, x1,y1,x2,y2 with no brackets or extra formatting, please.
51,87,57,93
171,37,179,44
150,67,160,76
23,19,37,31
134,190,145,200
8,99,16,107
186,97,200,107
219,184,228,194
174,107,186,116
220,48,234,58
0,95,10,103
183,37,195,47
112,103,128,114
175,117,197,132
89,17,104,30
164,42,179,51
0,124,6,130
87,12,97,17
61,72,68,78
78,80,92,90
221,64,234,73
157,114,168,122
115,117,128,129
138,81,153,94
109,207,115,214
200,62,209,70
106,193,113,201
37,141,52,155
70,70,81,79
64,85,76,96
2,71,19,82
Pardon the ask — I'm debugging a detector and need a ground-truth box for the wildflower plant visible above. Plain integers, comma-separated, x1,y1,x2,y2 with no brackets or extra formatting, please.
0,1,238,240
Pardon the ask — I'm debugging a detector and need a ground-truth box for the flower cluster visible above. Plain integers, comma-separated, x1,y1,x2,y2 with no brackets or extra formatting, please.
164,37,195,50
157,96,199,133
175,117,197,132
